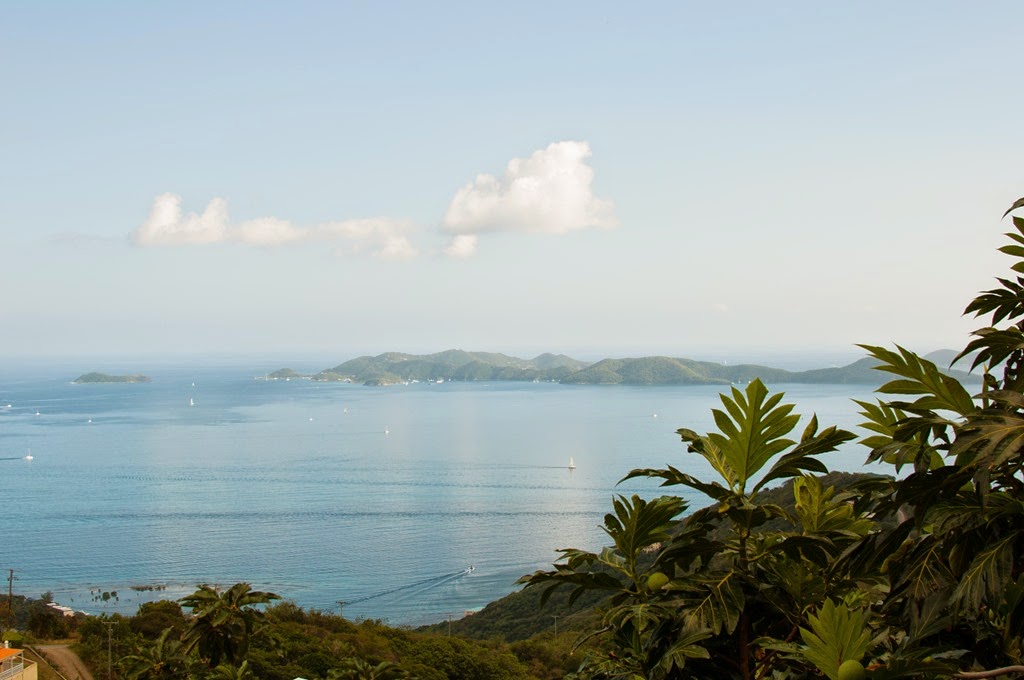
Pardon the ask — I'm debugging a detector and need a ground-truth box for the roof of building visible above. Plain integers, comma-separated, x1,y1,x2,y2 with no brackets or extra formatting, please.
0,647,22,661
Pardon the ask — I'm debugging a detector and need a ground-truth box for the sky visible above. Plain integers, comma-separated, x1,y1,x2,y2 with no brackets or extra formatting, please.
2,2,1023,366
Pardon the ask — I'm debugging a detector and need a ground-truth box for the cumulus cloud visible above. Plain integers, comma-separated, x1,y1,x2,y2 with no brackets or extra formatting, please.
134,193,229,245
132,193,417,260
131,141,615,261
441,140,618,235
443,234,478,259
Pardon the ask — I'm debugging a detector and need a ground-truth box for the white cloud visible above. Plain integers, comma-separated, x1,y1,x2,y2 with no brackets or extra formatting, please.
132,194,417,259
376,236,419,261
134,193,229,246
319,218,419,260
131,141,616,261
441,141,618,235
443,234,478,259
233,217,304,246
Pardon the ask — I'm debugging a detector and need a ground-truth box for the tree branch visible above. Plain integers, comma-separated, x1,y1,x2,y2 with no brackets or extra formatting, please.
955,666,1024,679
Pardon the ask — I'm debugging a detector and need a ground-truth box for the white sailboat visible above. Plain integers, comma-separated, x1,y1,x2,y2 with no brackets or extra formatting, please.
568,456,576,470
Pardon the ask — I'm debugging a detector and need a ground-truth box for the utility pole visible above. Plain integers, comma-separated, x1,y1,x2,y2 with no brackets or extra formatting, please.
336,600,346,619
2,569,15,637
103,620,115,680
447,614,452,637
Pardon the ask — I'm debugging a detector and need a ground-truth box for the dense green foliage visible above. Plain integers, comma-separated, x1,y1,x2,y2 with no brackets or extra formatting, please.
0,593,83,642
519,196,1024,678
73,585,574,679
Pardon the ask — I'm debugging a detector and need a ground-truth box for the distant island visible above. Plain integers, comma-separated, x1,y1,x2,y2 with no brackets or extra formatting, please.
72,372,152,384
261,348,979,387
255,368,310,381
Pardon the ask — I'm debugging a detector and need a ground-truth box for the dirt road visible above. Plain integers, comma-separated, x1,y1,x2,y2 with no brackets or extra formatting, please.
35,644,95,680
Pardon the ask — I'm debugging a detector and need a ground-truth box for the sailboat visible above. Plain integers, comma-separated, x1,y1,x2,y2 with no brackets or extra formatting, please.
568,457,576,470
189,397,195,407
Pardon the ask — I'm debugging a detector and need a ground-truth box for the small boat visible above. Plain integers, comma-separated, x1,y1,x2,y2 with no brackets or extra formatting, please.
568,457,576,470
189,397,195,407
24,449,33,461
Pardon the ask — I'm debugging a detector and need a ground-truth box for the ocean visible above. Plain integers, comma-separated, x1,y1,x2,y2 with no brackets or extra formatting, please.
0,364,880,625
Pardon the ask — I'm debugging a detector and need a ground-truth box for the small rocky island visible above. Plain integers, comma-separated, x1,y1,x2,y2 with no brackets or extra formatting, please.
72,372,152,384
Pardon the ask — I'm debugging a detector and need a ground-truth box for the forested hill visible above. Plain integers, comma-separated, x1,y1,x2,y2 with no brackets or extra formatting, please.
559,356,836,385
296,349,979,386
313,350,588,384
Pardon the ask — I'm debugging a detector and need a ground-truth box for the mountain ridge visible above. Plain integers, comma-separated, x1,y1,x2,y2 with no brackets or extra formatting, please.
262,349,981,386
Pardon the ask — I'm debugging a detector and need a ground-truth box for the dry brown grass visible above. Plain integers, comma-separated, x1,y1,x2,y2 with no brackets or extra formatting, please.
23,647,67,680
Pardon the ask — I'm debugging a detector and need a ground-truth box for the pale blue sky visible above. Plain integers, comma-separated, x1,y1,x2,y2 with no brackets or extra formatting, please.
2,2,1022,363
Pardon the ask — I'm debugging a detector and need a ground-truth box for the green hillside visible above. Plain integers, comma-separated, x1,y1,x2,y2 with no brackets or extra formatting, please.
560,354,978,386
313,349,589,384
266,368,307,380
291,349,980,387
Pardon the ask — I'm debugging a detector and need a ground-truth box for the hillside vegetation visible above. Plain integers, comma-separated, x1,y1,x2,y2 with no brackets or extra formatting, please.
70,590,581,680
313,350,587,385
268,350,978,387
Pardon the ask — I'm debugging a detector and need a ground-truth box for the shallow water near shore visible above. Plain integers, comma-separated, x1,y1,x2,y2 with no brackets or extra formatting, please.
0,364,878,625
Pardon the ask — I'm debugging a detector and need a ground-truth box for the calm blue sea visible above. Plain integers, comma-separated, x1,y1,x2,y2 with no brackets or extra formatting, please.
0,364,881,625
